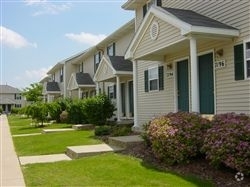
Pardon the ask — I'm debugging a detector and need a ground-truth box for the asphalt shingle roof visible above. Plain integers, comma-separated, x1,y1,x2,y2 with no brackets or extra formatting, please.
75,73,95,85
162,7,237,30
109,56,133,72
0,85,21,94
46,82,60,92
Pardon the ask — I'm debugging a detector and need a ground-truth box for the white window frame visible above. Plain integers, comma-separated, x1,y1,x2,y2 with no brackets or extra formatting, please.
60,67,64,82
107,43,115,56
244,39,250,79
79,62,84,73
148,66,159,91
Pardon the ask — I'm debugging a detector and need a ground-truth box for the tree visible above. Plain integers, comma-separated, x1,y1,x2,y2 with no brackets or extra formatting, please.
22,83,43,102
29,102,49,126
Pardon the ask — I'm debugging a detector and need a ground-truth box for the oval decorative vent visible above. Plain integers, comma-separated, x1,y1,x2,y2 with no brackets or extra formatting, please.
150,21,159,40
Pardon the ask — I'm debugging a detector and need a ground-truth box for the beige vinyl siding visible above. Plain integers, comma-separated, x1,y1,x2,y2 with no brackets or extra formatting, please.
134,17,185,59
135,7,144,31
163,0,250,41
84,56,95,77
137,60,175,125
116,31,134,56
97,62,114,82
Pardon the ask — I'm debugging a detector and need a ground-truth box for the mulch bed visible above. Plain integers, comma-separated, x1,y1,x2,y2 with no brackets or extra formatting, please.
121,143,250,187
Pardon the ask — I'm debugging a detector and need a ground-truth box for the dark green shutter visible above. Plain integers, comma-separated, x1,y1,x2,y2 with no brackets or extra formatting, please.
234,44,244,80
107,86,110,98
114,85,116,99
156,0,162,6
144,70,149,92
143,4,147,17
113,43,116,56
158,66,164,90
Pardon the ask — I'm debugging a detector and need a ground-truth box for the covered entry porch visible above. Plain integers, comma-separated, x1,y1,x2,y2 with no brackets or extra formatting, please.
94,55,134,121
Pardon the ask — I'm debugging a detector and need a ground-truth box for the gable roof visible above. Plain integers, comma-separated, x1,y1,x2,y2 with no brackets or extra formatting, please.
0,85,21,94
46,82,60,92
75,73,95,86
0,98,16,104
163,7,236,30
109,56,133,72
125,6,239,59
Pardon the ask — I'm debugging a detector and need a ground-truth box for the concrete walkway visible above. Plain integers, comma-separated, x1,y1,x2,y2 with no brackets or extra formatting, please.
19,154,71,165
0,114,26,187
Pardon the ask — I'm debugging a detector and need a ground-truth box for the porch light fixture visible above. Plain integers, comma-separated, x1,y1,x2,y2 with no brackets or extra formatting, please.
167,63,173,70
215,49,223,58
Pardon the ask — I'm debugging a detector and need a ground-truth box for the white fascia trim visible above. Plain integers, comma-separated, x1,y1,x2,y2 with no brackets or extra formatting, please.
46,91,61,94
67,73,79,90
114,71,133,75
78,85,96,88
182,26,240,37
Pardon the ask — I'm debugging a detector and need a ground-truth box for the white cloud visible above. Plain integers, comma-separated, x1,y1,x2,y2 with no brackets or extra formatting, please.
24,66,52,80
0,26,37,49
24,0,71,16
65,32,107,46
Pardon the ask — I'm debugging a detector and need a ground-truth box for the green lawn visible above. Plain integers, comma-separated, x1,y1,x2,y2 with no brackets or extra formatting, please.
13,130,101,156
8,115,72,135
22,153,213,187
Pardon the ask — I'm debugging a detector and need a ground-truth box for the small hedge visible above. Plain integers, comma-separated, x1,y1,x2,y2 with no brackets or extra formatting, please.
145,112,211,165
202,113,250,175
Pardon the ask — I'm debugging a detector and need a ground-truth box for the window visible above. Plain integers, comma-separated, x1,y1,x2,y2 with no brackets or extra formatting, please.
107,43,115,56
108,85,116,99
144,66,164,92
60,67,63,82
79,62,84,73
15,94,21,100
15,104,22,108
143,0,162,17
94,51,101,72
52,73,55,81
234,41,250,80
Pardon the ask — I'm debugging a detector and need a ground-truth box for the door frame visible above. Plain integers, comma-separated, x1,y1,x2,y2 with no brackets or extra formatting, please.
174,56,190,112
197,49,216,114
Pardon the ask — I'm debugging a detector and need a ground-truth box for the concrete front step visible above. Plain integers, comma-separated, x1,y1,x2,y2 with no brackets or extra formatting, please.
72,124,94,130
108,135,144,150
66,144,124,159
42,128,74,134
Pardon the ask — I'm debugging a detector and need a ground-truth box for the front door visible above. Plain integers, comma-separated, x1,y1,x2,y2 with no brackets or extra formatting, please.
198,53,214,114
177,59,189,112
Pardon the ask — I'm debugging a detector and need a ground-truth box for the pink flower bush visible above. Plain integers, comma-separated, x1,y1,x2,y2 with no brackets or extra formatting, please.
145,112,211,165
202,113,250,175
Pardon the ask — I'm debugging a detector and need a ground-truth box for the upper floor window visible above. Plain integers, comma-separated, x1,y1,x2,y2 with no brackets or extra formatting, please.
107,43,115,56
79,62,84,73
144,66,164,92
234,40,250,80
60,67,64,82
143,0,162,17
94,51,101,72
14,93,22,100
52,73,55,81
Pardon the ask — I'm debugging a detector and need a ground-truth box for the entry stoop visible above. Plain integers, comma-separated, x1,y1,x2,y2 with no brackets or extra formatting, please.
66,144,124,159
108,135,144,150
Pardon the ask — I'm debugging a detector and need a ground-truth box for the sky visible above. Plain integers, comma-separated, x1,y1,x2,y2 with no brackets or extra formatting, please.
1,0,134,90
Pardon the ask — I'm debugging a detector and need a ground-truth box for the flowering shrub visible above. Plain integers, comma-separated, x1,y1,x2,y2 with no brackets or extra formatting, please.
202,113,250,175
145,112,211,165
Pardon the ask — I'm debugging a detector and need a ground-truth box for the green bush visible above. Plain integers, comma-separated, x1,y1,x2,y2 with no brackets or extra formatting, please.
47,102,62,122
83,94,115,126
202,113,250,174
111,124,132,136
67,99,86,124
28,102,49,126
145,112,211,165
11,108,20,114
0,108,3,113
95,125,112,136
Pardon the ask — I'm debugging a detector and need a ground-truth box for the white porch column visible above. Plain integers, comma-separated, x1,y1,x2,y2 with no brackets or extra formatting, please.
190,37,200,113
116,76,121,122
132,60,139,130
96,82,100,95
125,81,130,118
78,88,81,99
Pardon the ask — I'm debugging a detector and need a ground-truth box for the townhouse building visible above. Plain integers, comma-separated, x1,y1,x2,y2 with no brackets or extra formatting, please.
122,0,250,130
0,84,25,113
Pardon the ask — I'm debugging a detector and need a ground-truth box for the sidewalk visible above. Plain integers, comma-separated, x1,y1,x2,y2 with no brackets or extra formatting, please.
0,114,26,187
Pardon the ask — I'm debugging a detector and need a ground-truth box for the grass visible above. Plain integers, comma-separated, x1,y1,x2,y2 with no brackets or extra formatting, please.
9,115,214,186
13,130,101,156
22,153,214,187
8,115,72,135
